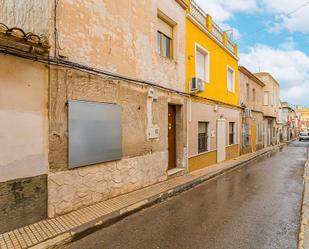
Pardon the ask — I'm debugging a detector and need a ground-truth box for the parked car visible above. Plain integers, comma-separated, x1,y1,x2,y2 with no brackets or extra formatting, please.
299,132,309,141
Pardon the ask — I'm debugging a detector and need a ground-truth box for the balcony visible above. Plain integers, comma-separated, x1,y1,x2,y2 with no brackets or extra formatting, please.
188,0,238,57
262,105,277,119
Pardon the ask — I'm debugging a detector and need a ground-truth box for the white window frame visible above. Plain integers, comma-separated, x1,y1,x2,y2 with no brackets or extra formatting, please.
227,65,235,93
195,43,210,83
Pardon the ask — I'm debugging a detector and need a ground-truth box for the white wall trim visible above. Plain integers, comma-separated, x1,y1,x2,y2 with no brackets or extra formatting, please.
195,42,210,84
227,65,235,93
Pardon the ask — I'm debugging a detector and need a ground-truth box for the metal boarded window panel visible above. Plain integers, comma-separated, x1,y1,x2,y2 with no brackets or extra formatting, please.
68,100,122,168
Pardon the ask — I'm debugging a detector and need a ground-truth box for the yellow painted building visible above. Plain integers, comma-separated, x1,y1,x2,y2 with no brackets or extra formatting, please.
186,0,240,172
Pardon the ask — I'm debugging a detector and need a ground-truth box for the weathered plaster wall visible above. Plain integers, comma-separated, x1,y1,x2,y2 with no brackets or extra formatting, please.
255,73,280,119
55,0,186,92
255,112,264,149
48,151,167,217
239,70,264,112
0,54,48,182
0,175,47,233
0,54,48,232
0,0,50,35
226,144,239,161
240,111,265,155
48,67,187,216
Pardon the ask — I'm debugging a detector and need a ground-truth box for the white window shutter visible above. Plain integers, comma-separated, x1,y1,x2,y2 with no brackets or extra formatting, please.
158,17,173,38
196,50,205,81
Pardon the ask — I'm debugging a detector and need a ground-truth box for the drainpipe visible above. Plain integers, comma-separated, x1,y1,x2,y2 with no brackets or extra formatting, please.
187,97,192,172
54,0,59,57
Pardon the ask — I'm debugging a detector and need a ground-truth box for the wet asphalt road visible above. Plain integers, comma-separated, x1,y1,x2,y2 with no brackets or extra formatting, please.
66,141,308,249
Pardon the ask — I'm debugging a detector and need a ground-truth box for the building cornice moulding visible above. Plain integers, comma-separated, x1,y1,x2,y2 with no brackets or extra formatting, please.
175,0,188,10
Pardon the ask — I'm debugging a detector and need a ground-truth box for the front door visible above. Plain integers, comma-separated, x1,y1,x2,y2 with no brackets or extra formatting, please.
217,119,226,163
168,105,176,170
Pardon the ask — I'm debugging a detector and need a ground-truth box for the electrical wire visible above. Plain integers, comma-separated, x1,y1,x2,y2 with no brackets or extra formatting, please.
0,44,241,109
204,0,309,55
234,1,309,43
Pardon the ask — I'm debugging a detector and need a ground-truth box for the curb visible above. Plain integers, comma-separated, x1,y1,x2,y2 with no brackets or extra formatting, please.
63,144,284,248
298,146,309,249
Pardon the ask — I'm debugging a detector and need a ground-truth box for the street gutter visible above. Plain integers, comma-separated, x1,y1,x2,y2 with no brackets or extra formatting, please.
298,145,309,249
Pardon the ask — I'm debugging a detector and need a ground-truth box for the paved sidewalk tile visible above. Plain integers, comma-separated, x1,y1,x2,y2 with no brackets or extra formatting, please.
0,145,281,249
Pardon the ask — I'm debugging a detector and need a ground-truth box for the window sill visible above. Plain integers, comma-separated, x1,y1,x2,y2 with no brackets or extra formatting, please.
227,143,238,147
156,53,176,64
198,150,209,154
194,149,216,157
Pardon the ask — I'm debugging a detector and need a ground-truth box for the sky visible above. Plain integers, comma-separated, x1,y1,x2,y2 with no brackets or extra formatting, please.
195,0,309,107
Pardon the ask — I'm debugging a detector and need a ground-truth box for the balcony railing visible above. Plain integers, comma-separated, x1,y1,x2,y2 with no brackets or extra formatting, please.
189,0,237,56
212,21,224,43
227,39,235,53
189,0,207,27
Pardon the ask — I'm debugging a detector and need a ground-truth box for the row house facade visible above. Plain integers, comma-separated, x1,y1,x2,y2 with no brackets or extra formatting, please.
296,108,309,131
186,0,240,172
0,0,291,234
280,102,299,141
254,72,281,147
0,0,188,233
239,66,265,154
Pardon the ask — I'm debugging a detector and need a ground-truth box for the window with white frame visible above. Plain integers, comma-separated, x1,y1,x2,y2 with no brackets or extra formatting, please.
227,67,235,92
198,122,209,153
229,122,236,145
195,44,209,83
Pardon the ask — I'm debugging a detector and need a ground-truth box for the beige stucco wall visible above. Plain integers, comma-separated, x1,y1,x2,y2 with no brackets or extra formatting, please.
48,150,168,217
188,100,240,157
55,0,186,92
239,71,264,113
240,111,264,154
0,0,50,35
0,54,48,182
255,73,280,119
48,67,187,216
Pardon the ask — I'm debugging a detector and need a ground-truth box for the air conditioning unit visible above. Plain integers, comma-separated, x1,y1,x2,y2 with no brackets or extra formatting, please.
190,77,204,93
244,108,252,118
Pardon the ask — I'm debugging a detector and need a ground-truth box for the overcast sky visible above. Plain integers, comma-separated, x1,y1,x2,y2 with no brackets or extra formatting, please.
195,0,309,107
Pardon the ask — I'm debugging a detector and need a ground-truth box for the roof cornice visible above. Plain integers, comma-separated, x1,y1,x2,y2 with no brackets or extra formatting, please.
175,0,188,10
239,66,265,87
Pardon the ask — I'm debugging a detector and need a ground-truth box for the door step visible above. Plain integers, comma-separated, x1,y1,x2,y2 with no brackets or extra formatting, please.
167,168,184,178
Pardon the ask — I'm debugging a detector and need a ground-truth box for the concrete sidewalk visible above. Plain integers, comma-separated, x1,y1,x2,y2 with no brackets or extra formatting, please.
0,145,283,249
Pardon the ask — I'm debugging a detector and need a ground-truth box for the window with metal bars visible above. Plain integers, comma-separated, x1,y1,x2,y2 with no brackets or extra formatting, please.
198,122,209,153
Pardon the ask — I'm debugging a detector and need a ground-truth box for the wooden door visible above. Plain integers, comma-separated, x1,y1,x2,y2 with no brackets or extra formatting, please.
217,119,226,163
251,124,257,152
168,105,176,170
